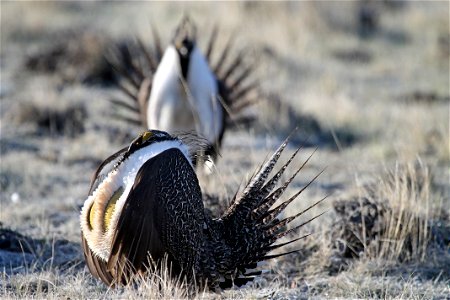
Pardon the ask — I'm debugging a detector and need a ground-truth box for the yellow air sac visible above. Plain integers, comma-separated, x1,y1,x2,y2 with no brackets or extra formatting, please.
88,187,124,232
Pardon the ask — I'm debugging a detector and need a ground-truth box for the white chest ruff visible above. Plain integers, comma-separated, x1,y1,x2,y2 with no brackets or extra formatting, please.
80,140,191,261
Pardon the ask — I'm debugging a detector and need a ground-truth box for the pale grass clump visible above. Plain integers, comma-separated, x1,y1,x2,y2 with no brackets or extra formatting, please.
2,270,59,299
321,266,449,299
116,257,207,300
1,257,204,299
311,158,446,277
1,266,99,299
364,160,437,262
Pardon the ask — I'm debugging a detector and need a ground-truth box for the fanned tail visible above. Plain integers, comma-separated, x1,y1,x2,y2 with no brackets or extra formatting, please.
211,135,326,288
106,33,160,128
219,40,259,112
188,22,262,146
206,25,260,128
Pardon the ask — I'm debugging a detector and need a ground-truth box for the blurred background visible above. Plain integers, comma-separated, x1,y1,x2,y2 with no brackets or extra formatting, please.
0,2,449,298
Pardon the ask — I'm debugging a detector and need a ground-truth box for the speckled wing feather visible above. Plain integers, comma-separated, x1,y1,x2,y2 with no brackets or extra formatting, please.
106,148,206,284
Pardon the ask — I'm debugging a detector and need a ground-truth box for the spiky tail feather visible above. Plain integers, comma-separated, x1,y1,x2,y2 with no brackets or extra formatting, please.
104,39,153,127
207,135,326,288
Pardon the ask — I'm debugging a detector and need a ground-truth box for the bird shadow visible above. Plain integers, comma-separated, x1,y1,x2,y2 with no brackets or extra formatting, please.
0,223,83,276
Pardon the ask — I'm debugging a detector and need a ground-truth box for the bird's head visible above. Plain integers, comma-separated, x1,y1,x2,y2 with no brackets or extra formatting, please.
173,16,197,60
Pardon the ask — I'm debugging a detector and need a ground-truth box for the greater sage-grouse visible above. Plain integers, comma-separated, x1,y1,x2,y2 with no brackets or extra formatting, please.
80,130,325,288
108,17,259,158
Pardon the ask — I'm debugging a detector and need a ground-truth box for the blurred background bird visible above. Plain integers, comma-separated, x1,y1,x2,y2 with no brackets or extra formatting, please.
108,16,260,162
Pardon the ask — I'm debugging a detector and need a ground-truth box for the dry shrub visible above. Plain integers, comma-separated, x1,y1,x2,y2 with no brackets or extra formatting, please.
24,31,114,85
437,32,450,58
399,91,450,104
329,160,445,272
332,48,373,64
370,162,432,261
331,197,385,261
116,257,206,300
0,224,35,254
13,102,87,137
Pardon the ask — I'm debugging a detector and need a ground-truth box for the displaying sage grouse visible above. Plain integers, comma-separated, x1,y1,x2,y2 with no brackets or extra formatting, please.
108,17,259,158
80,130,325,289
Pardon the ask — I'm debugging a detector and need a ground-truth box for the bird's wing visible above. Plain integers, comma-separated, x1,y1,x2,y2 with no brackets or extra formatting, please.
81,234,115,286
106,148,205,284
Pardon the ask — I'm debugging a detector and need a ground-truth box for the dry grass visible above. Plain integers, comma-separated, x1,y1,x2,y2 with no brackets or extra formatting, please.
1,1,449,299
11,101,87,137
324,160,439,265
320,267,449,299
341,161,444,255
368,161,433,262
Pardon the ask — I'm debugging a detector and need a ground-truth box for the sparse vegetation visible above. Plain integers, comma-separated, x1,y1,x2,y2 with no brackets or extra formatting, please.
326,161,448,274
1,1,448,299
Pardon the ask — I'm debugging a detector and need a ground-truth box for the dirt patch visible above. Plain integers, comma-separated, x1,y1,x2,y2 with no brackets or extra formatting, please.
399,91,450,104
24,31,114,85
327,197,385,274
333,48,372,64
12,102,87,137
